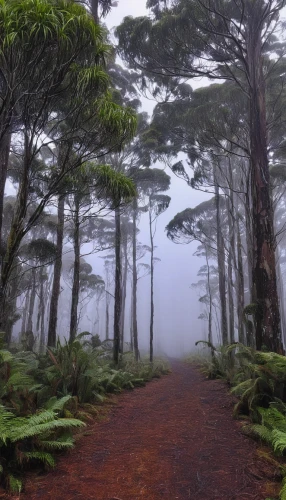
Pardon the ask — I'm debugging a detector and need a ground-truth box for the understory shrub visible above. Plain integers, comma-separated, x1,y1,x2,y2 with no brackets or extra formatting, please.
0,334,169,491
192,341,286,500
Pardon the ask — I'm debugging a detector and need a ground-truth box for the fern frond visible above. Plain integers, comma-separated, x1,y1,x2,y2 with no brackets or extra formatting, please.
250,424,272,443
22,451,55,467
280,477,286,500
6,474,22,493
272,430,286,454
10,417,85,441
39,434,74,450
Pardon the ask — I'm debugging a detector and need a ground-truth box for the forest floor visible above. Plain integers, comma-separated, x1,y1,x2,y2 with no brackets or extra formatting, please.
2,360,282,500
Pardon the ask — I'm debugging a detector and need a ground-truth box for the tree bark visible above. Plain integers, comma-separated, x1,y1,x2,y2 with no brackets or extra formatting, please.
37,267,46,353
113,205,122,364
69,199,80,343
214,172,228,345
236,216,246,345
227,196,235,344
0,132,31,332
47,194,65,347
91,0,99,23
26,267,36,334
120,233,128,351
105,291,110,340
0,132,11,261
247,9,283,353
205,247,213,347
21,288,30,336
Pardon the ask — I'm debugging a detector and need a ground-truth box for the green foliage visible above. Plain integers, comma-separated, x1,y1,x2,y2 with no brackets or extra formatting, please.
192,342,286,498
0,337,169,491
0,395,84,492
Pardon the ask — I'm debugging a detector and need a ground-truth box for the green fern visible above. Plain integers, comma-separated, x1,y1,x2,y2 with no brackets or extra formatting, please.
280,478,286,500
0,397,85,491
21,451,55,467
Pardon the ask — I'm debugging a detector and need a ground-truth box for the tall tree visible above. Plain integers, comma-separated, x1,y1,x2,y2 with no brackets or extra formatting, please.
135,168,171,362
116,0,286,353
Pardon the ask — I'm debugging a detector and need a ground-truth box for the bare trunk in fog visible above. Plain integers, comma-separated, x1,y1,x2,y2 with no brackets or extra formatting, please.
227,196,235,344
69,199,80,343
277,253,286,348
214,173,228,345
37,267,46,353
149,209,154,362
48,194,65,347
120,234,128,351
0,133,11,261
236,217,245,345
132,198,139,361
113,205,122,364
205,248,212,346
130,284,134,351
26,267,36,333
21,288,30,336
105,291,110,340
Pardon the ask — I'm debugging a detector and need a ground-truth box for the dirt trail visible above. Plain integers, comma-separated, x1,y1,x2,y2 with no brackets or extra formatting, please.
20,362,274,499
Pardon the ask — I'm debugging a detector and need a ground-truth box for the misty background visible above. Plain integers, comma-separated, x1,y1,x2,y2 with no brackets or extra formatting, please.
76,0,212,357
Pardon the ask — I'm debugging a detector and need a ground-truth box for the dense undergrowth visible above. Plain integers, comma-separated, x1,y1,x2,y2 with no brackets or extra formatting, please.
0,333,169,493
191,342,286,500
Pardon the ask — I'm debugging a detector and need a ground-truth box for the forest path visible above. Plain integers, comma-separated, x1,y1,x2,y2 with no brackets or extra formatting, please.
21,361,272,500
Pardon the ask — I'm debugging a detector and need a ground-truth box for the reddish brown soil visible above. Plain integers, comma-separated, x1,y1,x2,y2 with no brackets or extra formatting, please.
2,362,281,499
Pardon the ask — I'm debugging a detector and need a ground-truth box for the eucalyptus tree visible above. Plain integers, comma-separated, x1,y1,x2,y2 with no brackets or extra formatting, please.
47,194,65,348
116,0,286,353
62,163,136,344
166,196,231,344
192,246,219,346
135,168,171,362
0,20,137,338
66,260,105,335
17,238,57,347
0,0,104,255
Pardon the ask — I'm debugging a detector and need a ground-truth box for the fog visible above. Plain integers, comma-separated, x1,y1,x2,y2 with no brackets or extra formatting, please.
79,1,212,357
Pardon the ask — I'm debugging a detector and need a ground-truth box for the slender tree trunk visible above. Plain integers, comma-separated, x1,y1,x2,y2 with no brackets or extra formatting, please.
37,268,46,353
149,208,155,362
21,288,30,336
113,205,122,364
69,200,80,343
205,247,213,347
105,291,110,340
132,198,139,361
247,10,283,353
130,283,134,351
4,263,18,345
0,132,11,261
91,0,99,23
36,267,44,333
244,170,254,305
214,173,228,345
47,195,65,346
0,132,31,332
26,267,36,333
120,234,128,351
227,197,235,344
236,217,246,345
277,252,286,348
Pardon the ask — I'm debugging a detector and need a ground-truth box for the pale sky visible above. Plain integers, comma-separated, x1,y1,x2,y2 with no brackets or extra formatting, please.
102,1,211,356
